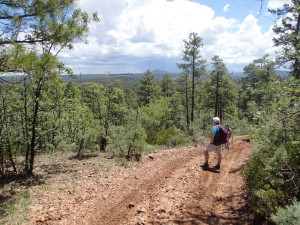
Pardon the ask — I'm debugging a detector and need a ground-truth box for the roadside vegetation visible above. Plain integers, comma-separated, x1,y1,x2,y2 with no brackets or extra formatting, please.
0,0,299,224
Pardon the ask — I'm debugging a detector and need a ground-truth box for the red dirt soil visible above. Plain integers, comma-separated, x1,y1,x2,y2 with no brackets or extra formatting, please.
24,135,253,225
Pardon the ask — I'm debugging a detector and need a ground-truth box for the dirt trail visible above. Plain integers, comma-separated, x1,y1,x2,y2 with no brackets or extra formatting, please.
87,135,254,225
24,135,253,224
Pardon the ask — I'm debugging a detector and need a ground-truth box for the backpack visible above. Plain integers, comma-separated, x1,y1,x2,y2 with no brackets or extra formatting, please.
215,125,228,144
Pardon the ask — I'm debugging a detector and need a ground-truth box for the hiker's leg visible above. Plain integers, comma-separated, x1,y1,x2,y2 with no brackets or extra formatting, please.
217,153,222,164
204,150,209,163
205,144,215,163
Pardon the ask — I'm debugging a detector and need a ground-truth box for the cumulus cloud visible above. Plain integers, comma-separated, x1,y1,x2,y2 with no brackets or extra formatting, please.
268,0,291,9
223,4,230,12
61,0,277,73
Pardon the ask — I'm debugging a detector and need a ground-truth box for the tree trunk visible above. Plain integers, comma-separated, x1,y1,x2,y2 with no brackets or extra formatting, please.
7,139,17,173
0,124,3,176
191,56,195,124
23,79,30,171
185,72,190,131
215,72,220,117
100,137,107,151
294,13,300,79
76,138,85,158
0,145,3,176
28,83,42,174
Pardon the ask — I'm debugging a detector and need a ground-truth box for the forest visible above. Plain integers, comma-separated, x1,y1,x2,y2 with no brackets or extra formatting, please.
0,0,299,224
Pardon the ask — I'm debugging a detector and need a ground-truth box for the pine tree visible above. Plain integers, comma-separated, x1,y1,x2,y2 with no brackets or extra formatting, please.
137,70,159,106
269,0,300,78
177,32,206,132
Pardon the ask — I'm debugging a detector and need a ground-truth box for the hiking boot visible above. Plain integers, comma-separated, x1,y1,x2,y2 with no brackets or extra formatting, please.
201,162,209,170
214,163,220,170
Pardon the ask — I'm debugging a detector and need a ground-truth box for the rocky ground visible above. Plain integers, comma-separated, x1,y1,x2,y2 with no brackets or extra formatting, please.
1,135,254,225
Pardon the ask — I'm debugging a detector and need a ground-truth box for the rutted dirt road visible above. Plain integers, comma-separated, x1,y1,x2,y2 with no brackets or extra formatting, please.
24,135,253,224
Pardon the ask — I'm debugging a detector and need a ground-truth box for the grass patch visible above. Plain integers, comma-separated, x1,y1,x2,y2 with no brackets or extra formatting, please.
43,181,52,192
71,172,78,179
0,191,30,225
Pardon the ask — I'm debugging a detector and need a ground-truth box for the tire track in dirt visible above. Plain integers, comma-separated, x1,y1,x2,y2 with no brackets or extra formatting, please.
86,135,253,225
89,148,201,225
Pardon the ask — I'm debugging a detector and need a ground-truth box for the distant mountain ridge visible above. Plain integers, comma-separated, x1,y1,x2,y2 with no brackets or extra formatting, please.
1,69,289,84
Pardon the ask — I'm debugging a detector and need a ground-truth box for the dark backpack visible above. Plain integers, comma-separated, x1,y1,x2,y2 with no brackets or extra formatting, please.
215,125,228,144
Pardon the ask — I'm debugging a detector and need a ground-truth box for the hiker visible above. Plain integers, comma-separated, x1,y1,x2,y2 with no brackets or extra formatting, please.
225,124,233,150
202,117,222,170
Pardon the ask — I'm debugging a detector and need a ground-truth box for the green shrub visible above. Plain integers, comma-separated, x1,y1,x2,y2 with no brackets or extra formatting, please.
155,128,186,147
166,130,186,147
56,141,76,152
242,77,300,220
146,130,157,144
106,122,146,161
271,200,300,225
242,152,268,191
252,187,285,216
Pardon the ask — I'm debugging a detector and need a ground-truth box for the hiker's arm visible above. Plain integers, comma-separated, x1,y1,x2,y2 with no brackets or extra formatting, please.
210,134,215,144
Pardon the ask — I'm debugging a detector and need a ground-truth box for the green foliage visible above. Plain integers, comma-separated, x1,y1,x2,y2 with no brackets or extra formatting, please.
271,200,300,225
200,65,238,122
106,122,146,161
243,77,300,219
253,187,286,216
177,32,207,130
243,148,288,216
243,152,268,191
269,0,300,78
0,0,99,173
141,97,175,134
0,0,99,53
156,128,186,147
137,70,159,106
160,73,176,97
238,55,279,120
223,118,255,136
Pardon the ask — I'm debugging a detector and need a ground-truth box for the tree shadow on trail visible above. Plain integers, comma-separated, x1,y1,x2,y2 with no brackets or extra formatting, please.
229,164,245,174
0,173,45,190
0,173,46,219
242,138,251,142
68,153,99,161
172,191,255,225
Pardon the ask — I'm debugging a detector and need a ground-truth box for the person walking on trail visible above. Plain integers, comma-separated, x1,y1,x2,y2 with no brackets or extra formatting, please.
202,117,222,170
225,124,233,150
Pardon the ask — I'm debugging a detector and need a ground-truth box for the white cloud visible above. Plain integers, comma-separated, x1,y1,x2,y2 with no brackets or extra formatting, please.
61,0,277,73
268,0,291,9
223,4,230,12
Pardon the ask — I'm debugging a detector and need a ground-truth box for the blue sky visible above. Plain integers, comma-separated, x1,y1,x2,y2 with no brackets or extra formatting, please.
196,0,274,32
60,0,289,74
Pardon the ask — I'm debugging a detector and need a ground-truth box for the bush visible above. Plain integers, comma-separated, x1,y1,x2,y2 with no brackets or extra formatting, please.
271,200,300,225
146,130,157,144
155,128,186,147
242,78,300,220
252,187,285,216
56,141,76,152
106,123,146,161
